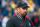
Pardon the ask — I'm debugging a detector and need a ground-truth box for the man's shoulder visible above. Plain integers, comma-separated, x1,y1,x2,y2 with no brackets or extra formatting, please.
9,15,18,21
26,15,31,21
7,15,17,23
10,15,17,19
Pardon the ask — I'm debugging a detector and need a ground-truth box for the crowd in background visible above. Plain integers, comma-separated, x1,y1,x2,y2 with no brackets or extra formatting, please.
0,0,40,27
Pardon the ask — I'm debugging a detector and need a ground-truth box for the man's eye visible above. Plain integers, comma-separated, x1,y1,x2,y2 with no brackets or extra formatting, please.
23,9,26,10
24,9,25,10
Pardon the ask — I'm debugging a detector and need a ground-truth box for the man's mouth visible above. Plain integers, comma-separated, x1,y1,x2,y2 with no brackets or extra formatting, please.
24,13,27,14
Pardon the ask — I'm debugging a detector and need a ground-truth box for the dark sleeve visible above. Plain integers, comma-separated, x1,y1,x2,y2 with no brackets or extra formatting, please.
6,18,15,27
31,17,34,22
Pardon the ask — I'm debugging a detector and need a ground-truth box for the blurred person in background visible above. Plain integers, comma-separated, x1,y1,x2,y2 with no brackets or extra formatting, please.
2,5,12,27
1,0,9,16
2,13,11,27
8,6,12,17
2,0,9,7
31,11,39,27
38,15,40,27
0,14,4,27
10,0,17,9
9,0,18,16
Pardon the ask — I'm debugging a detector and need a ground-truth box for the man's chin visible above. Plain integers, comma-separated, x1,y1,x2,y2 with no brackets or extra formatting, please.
23,14,27,16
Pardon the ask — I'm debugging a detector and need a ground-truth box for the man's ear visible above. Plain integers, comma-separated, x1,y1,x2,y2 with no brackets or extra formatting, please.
17,8,19,11
17,8,19,10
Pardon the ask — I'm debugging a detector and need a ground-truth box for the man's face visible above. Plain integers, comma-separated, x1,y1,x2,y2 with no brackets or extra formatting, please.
33,11,37,16
19,7,28,16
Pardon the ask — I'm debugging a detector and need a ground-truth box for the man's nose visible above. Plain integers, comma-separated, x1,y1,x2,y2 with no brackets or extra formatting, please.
25,9,27,12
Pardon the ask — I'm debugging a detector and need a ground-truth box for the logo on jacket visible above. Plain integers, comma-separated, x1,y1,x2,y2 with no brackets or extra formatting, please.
20,24,23,26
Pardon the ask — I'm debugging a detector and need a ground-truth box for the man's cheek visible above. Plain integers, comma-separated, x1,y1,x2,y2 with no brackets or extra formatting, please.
21,10,23,14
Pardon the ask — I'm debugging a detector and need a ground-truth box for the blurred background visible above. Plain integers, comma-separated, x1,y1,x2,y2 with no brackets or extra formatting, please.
0,0,40,27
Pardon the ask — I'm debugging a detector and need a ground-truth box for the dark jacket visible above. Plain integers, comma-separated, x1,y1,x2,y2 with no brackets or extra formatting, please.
31,16,39,27
6,13,32,27
13,14,33,27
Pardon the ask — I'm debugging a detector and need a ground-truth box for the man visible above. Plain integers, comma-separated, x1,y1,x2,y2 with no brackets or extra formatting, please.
31,11,39,27
0,14,4,27
13,8,33,27
2,15,9,27
6,1,31,27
